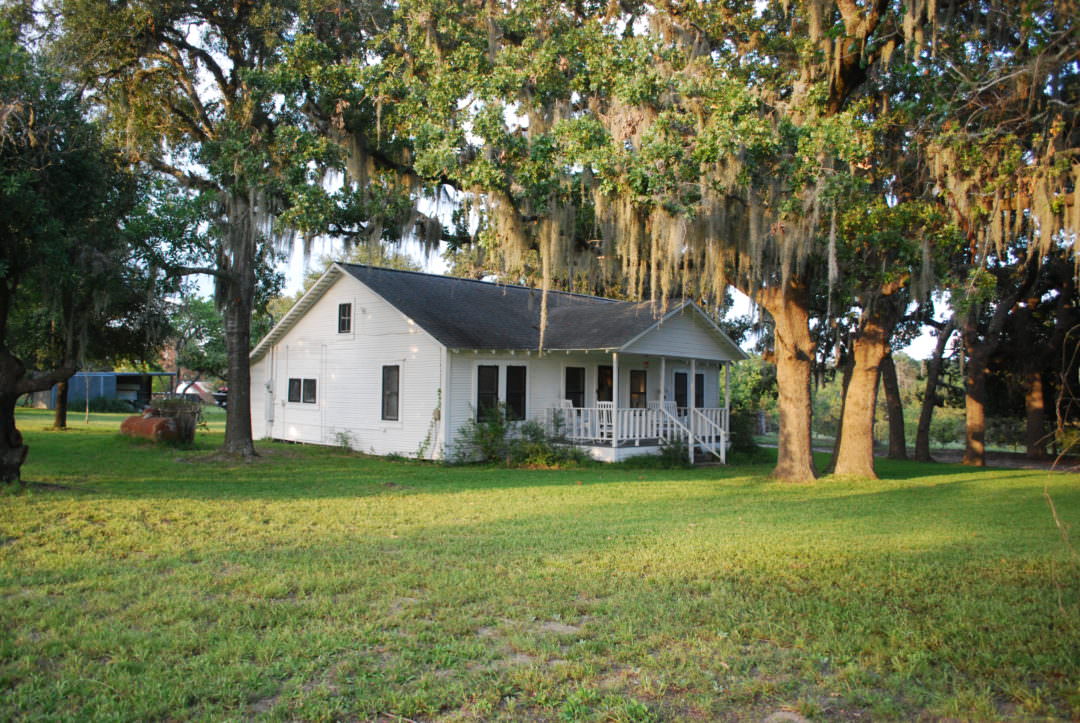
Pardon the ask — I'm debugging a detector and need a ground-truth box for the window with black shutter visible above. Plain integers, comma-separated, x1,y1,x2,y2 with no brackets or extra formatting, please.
382,365,400,420
288,378,301,403
338,303,352,333
476,365,499,420
302,378,317,404
506,366,526,420
695,372,705,408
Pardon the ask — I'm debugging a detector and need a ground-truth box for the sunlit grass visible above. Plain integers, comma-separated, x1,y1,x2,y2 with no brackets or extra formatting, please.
1,409,1078,720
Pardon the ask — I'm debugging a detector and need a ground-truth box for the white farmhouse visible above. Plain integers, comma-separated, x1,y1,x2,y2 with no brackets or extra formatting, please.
249,264,747,462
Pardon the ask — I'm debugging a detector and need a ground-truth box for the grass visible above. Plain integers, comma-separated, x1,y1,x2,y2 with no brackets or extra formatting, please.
1,409,1078,721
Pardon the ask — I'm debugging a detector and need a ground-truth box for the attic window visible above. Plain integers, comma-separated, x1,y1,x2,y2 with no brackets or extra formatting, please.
338,303,352,333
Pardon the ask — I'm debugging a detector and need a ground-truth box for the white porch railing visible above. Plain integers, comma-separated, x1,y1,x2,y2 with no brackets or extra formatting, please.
544,405,729,461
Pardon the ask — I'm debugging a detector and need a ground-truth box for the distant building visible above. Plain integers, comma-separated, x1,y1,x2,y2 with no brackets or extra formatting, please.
174,380,218,404
27,371,177,410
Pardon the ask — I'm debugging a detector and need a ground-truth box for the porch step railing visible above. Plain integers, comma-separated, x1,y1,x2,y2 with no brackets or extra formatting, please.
545,406,729,462
690,408,727,463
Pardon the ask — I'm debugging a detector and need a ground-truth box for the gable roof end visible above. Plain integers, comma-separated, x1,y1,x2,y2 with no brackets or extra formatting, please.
249,265,344,363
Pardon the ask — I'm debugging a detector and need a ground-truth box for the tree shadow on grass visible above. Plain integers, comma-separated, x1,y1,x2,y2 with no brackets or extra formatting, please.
8,475,1078,721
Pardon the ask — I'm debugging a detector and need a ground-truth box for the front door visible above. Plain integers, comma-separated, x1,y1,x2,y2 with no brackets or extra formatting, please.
597,365,613,403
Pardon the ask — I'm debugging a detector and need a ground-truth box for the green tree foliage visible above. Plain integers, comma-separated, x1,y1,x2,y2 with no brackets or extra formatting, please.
0,24,169,482
54,0,368,456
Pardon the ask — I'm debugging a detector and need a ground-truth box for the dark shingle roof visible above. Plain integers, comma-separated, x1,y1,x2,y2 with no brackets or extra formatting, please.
340,264,664,350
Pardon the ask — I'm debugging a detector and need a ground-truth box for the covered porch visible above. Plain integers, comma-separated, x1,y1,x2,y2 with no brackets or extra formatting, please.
540,352,734,464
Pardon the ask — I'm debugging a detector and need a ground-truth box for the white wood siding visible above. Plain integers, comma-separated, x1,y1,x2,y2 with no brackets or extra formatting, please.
251,355,270,440
443,351,726,456
622,308,733,361
250,274,445,458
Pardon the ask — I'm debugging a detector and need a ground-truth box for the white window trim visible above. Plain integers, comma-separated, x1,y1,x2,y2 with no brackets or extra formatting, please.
471,359,531,420
379,361,405,429
285,376,320,406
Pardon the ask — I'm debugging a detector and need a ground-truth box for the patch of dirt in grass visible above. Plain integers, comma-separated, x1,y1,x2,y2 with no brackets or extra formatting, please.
249,691,280,715
763,712,811,723
493,653,537,669
535,621,582,635
175,448,301,465
477,618,588,639
387,596,420,615
596,665,639,691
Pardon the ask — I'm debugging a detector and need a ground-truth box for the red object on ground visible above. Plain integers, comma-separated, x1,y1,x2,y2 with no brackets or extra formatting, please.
120,414,179,442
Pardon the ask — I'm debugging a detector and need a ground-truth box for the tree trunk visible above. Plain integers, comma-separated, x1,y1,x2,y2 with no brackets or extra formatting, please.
759,281,817,482
0,349,29,485
914,322,954,462
53,378,69,429
0,392,28,485
880,354,907,460
832,323,889,478
962,355,988,466
0,349,73,485
960,261,1038,467
824,359,852,475
1023,369,1047,458
219,193,258,457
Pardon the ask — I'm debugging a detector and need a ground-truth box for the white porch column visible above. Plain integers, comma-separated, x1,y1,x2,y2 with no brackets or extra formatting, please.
659,357,666,402
724,362,731,411
612,352,620,448
724,361,731,464
689,358,696,464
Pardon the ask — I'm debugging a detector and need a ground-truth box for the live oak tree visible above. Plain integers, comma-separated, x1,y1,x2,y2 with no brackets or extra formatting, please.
913,0,1078,466
0,26,166,482
363,1,933,481
56,0,353,456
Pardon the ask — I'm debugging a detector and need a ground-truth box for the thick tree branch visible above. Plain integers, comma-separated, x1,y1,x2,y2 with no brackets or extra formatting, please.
160,30,234,109
15,365,77,396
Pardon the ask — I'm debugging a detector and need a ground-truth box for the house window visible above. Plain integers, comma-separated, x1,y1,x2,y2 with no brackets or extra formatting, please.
629,370,647,409
597,365,613,403
564,367,585,408
674,372,687,409
695,372,705,409
382,365,399,421
288,378,317,404
302,378,317,404
338,303,352,333
506,366,526,420
477,365,499,420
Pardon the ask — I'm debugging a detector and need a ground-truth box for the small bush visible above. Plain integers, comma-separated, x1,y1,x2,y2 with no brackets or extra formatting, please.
728,411,761,454
452,406,587,467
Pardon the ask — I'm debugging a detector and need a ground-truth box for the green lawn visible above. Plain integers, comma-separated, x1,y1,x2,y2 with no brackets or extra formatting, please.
2,410,1078,721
